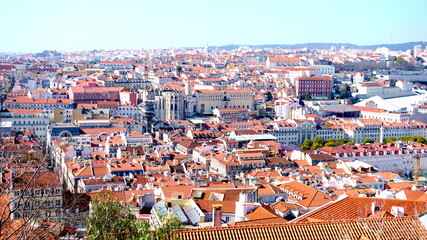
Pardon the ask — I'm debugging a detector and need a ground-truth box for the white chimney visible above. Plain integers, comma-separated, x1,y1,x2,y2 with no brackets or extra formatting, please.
391,206,404,217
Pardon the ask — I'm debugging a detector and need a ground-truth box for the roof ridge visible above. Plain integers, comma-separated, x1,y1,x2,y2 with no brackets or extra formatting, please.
289,195,349,223
178,216,420,232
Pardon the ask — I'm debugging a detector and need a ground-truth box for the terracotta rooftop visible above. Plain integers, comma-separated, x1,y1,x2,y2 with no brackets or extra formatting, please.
177,217,427,240
278,181,334,208
292,196,427,223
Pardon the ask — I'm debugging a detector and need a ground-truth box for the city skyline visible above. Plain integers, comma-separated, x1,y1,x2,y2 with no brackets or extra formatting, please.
1,0,427,52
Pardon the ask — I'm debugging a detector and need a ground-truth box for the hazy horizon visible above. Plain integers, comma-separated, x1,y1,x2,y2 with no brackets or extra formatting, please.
1,0,426,53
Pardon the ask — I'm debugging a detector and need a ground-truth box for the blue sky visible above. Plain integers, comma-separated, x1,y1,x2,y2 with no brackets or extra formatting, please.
1,0,426,52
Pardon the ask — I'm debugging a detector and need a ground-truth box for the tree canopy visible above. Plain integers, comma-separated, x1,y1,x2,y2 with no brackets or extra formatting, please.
86,193,139,240
300,137,350,150
264,91,273,101
86,193,182,240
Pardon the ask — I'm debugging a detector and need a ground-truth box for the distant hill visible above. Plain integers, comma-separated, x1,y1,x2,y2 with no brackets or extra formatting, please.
208,41,427,51
34,50,63,58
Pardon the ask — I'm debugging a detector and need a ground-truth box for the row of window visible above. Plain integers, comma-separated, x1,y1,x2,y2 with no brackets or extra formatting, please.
14,187,62,197
12,199,62,210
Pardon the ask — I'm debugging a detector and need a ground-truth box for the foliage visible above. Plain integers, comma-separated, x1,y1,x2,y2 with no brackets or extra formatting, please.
86,193,139,240
86,193,183,240
299,135,427,150
311,142,323,150
338,83,351,99
327,91,334,100
264,91,273,102
300,137,353,150
395,56,406,65
313,136,325,146
176,66,183,76
301,92,312,101
385,136,427,144
416,136,427,144
384,137,396,144
394,56,415,70
300,139,313,150
155,216,183,240
332,84,340,94
298,95,305,106
336,138,349,144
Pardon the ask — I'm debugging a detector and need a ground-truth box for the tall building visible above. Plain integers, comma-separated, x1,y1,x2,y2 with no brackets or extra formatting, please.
139,84,197,122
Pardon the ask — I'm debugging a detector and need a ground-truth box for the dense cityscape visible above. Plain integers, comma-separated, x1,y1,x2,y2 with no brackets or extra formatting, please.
2,0,427,239
1,43,427,239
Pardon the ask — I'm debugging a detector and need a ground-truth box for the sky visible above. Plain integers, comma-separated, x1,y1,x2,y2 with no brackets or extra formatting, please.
0,0,426,53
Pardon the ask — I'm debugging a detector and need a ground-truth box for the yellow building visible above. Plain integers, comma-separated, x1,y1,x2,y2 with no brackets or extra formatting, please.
194,88,254,115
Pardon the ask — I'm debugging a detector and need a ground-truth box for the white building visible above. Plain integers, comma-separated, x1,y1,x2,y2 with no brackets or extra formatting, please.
274,98,299,120
310,65,335,75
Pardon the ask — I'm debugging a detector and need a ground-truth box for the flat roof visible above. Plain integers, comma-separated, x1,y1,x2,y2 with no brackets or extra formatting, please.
232,134,277,142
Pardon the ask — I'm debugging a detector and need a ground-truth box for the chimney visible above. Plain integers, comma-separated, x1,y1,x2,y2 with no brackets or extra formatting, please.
212,204,223,227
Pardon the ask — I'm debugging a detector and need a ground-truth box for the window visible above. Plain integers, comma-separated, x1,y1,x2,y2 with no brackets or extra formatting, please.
44,188,51,196
14,190,21,197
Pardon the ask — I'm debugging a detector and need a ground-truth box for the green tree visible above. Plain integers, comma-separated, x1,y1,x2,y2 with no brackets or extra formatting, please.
86,193,140,240
311,142,323,150
362,138,374,144
395,56,406,65
336,138,348,144
385,137,396,144
397,136,416,142
325,142,337,147
327,91,334,100
300,139,313,150
265,91,273,101
86,193,183,240
301,92,312,100
347,141,356,145
313,136,325,146
416,136,427,144
395,56,409,69
339,83,351,99
176,66,183,76
155,216,183,240
298,94,305,106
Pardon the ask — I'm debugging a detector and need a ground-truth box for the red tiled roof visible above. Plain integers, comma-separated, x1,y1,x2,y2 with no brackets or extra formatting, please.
278,181,334,208
177,217,427,240
293,196,427,223
268,56,300,63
